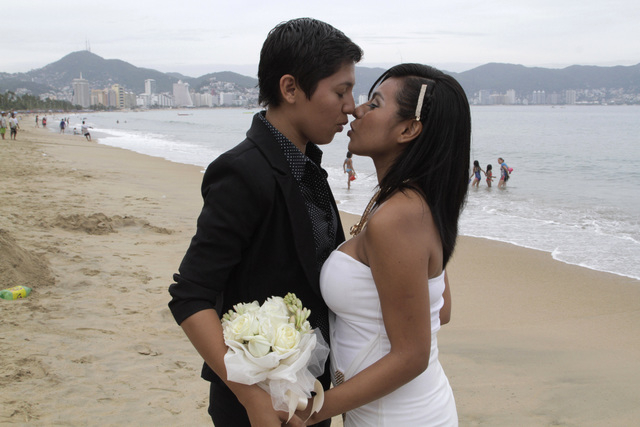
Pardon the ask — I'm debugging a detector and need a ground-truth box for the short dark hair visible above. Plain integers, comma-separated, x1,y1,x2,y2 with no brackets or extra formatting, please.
369,63,471,268
258,18,363,108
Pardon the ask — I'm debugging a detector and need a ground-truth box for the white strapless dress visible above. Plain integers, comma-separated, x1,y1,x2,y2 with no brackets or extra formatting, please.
320,249,458,427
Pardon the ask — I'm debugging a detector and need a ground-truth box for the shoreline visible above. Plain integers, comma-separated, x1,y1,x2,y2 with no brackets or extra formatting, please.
1,120,639,425
56,109,640,282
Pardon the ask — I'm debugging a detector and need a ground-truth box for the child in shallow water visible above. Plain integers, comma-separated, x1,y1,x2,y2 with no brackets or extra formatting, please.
469,160,484,187
486,164,494,187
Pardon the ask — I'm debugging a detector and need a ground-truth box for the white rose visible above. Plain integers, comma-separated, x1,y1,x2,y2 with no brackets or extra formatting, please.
260,296,287,315
273,323,301,355
225,312,258,342
259,297,289,329
246,334,273,358
257,316,280,343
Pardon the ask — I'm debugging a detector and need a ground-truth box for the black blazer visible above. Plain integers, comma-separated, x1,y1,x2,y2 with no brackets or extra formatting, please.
169,113,345,383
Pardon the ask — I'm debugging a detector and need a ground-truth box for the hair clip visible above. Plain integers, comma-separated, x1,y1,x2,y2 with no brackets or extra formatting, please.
415,84,428,121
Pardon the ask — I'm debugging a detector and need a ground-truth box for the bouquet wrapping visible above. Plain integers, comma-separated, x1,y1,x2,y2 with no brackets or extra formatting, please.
222,293,329,421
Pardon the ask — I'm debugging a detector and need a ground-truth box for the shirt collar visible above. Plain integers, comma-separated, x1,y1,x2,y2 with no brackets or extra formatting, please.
258,111,324,181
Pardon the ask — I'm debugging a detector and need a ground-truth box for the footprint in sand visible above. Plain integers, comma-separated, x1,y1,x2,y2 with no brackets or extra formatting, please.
134,344,161,356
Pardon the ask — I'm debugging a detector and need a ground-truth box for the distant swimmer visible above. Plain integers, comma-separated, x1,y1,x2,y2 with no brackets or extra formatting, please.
343,151,357,189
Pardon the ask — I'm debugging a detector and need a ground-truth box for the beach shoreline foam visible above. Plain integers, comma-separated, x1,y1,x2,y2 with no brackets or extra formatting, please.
1,117,638,425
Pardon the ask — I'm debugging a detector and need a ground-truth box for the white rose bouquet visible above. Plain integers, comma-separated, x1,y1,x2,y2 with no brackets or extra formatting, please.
221,293,329,421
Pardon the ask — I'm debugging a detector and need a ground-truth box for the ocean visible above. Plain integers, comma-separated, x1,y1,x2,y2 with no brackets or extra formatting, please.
53,106,640,280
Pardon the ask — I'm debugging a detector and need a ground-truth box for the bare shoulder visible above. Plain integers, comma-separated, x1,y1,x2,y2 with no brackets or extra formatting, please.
362,188,439,261
362,188,442,281
367,189,433,235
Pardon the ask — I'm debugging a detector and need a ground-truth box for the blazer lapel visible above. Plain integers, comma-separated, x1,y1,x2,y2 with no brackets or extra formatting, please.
247,114,320,294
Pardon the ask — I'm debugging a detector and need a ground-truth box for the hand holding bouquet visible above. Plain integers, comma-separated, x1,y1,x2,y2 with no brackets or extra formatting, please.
222,293,329,421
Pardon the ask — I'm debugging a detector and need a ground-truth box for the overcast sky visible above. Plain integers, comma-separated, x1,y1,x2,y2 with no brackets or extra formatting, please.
5,0,639,77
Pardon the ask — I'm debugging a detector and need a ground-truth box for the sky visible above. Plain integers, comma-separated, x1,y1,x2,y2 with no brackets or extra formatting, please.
5,0,640,78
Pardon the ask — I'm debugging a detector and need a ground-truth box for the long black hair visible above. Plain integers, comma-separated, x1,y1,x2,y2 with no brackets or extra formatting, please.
370,63,471,267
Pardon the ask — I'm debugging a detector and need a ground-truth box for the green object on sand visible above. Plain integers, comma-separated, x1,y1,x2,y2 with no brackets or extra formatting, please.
0,285,32,300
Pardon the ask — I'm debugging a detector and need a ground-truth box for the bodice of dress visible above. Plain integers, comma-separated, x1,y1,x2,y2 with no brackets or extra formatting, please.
319,249,457,426
320,249,445,377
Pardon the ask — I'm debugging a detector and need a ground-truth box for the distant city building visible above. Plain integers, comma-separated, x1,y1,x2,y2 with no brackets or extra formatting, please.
220,92,239,106
107,87,118,108
548,92,560,105
532,90,546,105
138,93,151,107
565,90,577,105
155,93,174,107
173,81,193,107
193,92,218,107
91,89,108,107
111,84,125,109
478,90,492,105
124,91,136,109
490,93,508,105
145,79,156,96
358,94,368,106
72,73,91,108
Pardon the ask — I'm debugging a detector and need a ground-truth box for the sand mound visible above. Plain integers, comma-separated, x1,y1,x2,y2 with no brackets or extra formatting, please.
51,213,173,235
0,229,55,290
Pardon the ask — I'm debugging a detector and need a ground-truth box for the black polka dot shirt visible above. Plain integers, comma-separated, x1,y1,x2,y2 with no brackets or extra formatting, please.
258,111,338,273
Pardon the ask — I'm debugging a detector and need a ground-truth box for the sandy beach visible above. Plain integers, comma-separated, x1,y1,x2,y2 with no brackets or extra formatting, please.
1,119,639,426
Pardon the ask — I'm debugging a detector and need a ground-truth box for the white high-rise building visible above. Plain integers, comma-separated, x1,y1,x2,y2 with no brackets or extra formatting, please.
478,90,492,105
145,79,156,95
173,81,193,107
72,73,91,108
565,90,576,105
532,90,546,105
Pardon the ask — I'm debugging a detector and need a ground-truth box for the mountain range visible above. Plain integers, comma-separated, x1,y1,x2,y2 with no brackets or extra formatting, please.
1,50,639,99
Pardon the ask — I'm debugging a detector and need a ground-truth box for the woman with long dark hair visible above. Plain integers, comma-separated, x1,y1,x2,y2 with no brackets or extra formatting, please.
304,63,470,426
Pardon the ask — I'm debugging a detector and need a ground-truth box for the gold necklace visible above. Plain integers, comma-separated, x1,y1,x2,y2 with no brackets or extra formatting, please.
349,189,381,237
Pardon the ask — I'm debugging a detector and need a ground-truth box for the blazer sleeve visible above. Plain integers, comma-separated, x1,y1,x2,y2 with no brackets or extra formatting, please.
168,150,270,324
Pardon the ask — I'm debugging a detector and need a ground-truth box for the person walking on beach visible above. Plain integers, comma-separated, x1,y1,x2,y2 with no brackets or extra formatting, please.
469,159,485,187
59,118,66,134
168,18,362,427
9,113,19,140
498,157,510,188
42,117,47,128
81,121,91,141
35,115,39,128
344,151,357,189
302,63,468,426
486,163,494,187
0,112,7,140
